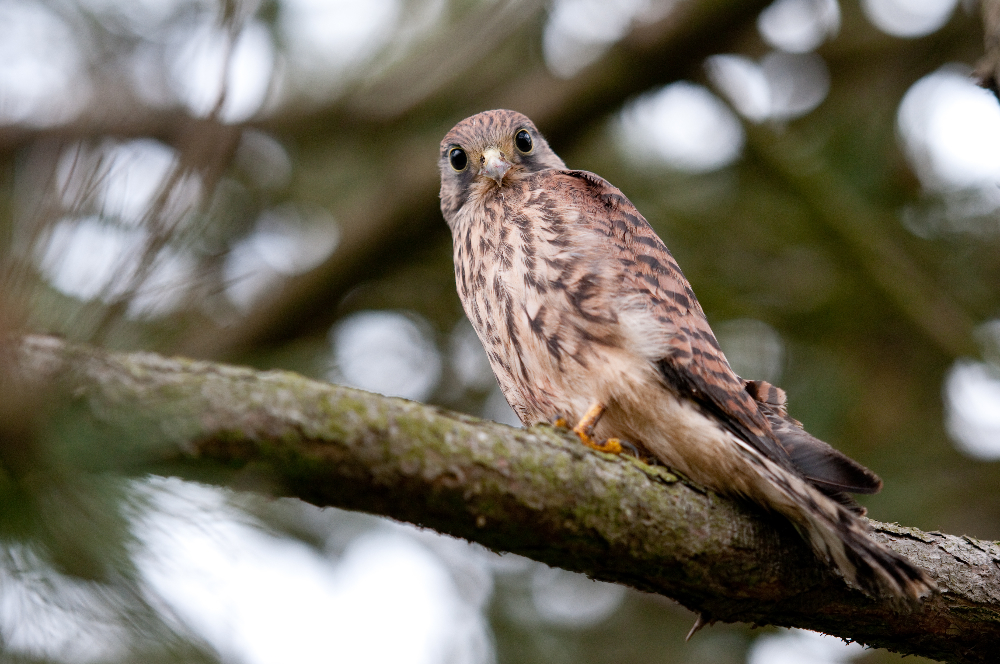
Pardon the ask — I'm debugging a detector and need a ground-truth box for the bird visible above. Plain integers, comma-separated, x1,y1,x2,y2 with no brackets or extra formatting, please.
438,109,935,602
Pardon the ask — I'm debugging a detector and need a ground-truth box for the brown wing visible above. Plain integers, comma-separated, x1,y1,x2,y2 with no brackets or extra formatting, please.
745,379,883,500
557,171,789,461
561,170,881,496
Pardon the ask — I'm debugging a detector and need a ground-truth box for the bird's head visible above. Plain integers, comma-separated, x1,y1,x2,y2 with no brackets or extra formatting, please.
439,109,565,220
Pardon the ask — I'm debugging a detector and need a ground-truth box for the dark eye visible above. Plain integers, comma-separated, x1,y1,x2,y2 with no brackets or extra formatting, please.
449,147,468,171
514,129,532,153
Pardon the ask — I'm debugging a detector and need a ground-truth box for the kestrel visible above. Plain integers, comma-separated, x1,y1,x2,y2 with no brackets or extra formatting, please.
438,109,934,601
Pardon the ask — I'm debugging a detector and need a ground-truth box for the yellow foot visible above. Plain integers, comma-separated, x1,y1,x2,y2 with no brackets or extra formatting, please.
578,433,624,454
571,402,623,454
552,416,570,430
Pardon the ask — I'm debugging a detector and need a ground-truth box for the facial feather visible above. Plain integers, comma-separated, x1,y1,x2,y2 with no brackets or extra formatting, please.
439,110,565,221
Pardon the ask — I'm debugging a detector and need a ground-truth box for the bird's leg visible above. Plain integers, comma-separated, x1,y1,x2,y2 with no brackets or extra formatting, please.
572,403,623,454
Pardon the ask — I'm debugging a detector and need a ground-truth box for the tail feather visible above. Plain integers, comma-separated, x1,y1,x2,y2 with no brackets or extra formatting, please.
734,438,936,601
744,379,883,495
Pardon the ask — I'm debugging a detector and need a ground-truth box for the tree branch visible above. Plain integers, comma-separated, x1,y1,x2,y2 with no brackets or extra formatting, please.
12,335,998,663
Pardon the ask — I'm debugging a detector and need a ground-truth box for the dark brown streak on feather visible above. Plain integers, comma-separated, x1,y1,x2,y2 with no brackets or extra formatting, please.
571,321,618,349
498,235,514,270
631,234,665,251
527,304,563,366
567,273,611,324
664,289,690,310
641,272,661,289
636,253,670,273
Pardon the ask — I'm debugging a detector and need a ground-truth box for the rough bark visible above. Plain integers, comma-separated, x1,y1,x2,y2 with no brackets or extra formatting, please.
10,335,999,662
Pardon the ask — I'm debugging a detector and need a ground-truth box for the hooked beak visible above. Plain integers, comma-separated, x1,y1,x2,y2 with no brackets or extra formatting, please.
480,147,511,185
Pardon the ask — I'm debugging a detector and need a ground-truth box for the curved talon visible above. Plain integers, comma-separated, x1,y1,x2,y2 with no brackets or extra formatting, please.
618,439,642,458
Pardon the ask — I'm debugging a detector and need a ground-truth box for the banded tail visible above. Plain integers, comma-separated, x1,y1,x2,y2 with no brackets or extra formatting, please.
743,379,935,600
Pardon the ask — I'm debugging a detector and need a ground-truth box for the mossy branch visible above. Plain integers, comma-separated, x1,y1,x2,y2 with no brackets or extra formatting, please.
11,335,1000,663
